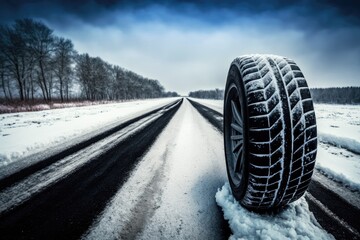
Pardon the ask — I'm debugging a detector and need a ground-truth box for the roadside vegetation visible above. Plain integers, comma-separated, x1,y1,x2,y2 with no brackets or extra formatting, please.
188,89,224,99
311,87,360,104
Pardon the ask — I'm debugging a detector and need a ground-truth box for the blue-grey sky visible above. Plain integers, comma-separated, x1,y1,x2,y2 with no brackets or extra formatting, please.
1,0,360,94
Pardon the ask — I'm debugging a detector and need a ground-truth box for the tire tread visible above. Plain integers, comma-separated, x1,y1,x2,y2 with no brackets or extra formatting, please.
229,54,317,209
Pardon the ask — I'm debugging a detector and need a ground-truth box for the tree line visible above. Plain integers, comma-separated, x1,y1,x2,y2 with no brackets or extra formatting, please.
310,87,360,104
0,18,178,102
188,89,224,99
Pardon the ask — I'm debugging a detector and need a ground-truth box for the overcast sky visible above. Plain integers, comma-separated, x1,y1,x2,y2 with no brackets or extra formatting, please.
1,0,360,95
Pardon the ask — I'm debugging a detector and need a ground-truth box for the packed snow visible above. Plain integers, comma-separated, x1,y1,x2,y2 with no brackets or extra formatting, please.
0,98,178,167
85,99,228,239
190,98,360,192
316,142,360,192
216,183,333,240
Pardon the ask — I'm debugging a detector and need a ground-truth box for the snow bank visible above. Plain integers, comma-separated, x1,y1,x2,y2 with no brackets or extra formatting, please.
317,165,360,193
215,183,333,240
316,142,360,191
318,132,360,155
315,104,360,154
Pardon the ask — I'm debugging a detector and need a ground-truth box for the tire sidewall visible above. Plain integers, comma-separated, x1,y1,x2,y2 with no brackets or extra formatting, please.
224,64,249,202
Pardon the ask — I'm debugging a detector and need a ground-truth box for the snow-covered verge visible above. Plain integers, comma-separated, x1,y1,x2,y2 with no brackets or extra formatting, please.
191,99,360,155
315,104,360,155
190,98,360,190
0,100,131,114
216,183,334,240
317,165,360,193
319,133,360,155
0,98,178,167
316,142,360,192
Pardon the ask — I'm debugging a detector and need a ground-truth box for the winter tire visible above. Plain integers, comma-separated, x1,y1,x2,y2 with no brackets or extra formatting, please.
224,54,317,210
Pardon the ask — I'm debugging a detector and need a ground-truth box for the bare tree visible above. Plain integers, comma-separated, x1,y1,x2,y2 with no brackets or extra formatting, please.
18,19,55,101
0,24,34,100
75,53,93,99
91,57,110,100
76,54,116,100
53,37,74,101
0,53,13,99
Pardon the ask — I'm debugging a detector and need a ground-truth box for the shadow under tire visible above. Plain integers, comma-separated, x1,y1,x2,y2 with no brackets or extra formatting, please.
223,54,317,211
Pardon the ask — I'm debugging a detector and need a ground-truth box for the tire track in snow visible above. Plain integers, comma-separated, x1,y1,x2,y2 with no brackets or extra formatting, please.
85,148,170,240
85,99,231,239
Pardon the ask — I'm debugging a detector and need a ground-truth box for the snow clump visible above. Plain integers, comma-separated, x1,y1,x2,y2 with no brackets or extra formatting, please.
215,183,333,240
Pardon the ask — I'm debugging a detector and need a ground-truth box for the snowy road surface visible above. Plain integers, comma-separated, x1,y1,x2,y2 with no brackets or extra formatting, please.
85,99,229,239
0,98,359,239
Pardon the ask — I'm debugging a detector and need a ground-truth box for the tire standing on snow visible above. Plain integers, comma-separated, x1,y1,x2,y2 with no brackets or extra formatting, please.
223,54,317,210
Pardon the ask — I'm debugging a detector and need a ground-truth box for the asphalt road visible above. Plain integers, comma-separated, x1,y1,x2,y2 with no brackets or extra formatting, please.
0,99,183,240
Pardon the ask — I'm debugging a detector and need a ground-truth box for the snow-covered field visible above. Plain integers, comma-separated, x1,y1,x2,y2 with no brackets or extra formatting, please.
190,98,360,191
0,98,178,167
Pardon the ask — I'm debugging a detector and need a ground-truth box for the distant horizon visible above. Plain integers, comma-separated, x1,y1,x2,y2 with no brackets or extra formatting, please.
1,1,360,95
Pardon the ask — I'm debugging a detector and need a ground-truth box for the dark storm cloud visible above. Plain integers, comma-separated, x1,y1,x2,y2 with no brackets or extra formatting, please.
1,0,360,29
0,0,120,26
